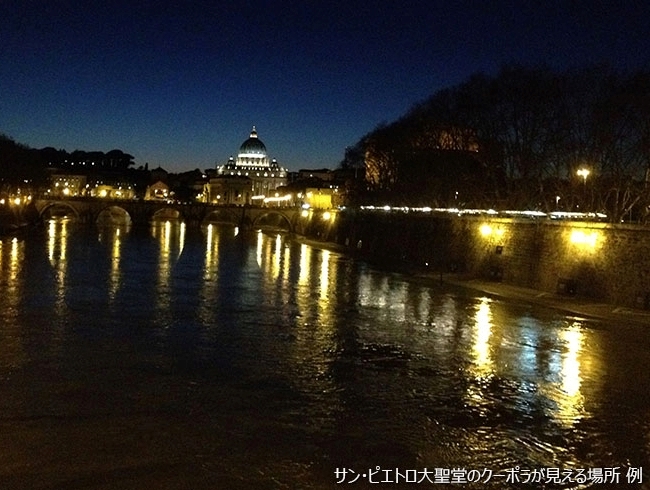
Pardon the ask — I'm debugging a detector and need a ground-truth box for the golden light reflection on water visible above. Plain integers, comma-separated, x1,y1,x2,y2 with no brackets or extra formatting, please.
199,224,221,324
282,241,290,285
152,221,186,265
48,218,68,266
273,233,282,280
252,231,294,307
204,223,220,280
472,297,494,379
319,249,330,302
47,218,69,314
0,236,26,369
98,225,128,302
256,230,263,267
10,237,20,281
464,297,495,412
554,322,586,425
151,220,186,313
286,243,340,408
111,229,121,298
298,243,310,286
317,249,335,324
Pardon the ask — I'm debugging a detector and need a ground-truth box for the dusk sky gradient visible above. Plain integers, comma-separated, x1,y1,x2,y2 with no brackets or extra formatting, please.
1,0,649,173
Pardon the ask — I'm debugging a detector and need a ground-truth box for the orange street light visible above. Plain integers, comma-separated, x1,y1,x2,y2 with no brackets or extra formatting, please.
577,168,590,184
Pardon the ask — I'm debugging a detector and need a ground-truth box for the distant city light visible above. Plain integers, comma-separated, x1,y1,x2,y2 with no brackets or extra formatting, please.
359,205,607,222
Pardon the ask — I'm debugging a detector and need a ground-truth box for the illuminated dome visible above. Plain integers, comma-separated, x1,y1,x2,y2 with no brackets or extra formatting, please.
214,126,287,200
238,126,267,157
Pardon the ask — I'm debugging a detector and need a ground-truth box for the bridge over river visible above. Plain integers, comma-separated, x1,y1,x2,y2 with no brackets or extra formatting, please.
33,198,305,232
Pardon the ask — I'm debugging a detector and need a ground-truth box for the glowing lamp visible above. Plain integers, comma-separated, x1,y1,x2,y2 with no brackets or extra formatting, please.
577,168,590,183
480,224,493,236
570,230,598,248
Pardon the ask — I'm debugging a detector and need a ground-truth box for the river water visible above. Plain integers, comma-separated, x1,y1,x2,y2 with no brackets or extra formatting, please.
0,218,648,489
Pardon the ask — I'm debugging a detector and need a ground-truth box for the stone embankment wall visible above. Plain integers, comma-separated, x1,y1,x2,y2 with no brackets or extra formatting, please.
301,209,650,309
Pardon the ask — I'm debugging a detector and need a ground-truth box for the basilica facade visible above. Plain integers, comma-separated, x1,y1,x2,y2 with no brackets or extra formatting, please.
203,127,288,205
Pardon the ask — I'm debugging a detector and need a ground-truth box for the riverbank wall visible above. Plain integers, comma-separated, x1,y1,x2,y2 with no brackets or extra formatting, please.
298,208,650,309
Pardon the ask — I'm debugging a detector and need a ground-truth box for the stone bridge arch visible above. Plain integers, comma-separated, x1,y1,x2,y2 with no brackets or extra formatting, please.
96,205,133,226
251,210,294,232
151,207,183,221
33,199,301,230
203,208,241,226
37,201,81,220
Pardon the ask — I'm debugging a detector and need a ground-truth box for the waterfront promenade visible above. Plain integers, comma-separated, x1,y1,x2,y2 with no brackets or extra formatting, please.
440,275,650,326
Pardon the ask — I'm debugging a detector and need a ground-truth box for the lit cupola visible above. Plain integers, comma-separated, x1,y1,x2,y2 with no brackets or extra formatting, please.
212,126,288,202
238,126,268,161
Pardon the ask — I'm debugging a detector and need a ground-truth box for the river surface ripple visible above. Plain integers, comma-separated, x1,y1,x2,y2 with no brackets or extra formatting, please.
0,219,648,489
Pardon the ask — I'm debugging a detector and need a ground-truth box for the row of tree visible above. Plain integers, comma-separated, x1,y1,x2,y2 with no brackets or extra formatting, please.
0,134,215,201
0,134,136,187
341,65,650,222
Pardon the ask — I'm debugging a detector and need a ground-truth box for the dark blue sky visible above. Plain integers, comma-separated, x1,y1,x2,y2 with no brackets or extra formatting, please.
1,0,649,173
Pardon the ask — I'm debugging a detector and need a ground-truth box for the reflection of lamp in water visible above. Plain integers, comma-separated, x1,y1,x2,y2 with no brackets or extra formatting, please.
465,297,494,406
562,327,582,395
108,227,122,301
272,234,282,278
473,298,493,375
179,222,186,253
204,223,220,280
163,221,171,254
256,231,263,267
320,250,330,302
299,243,309,285
555,324,585,426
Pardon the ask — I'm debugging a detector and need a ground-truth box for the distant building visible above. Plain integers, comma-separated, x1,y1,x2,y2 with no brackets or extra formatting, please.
48,174,87,197
144,181,170,201
283,167,344,208
302,187,341,209
207,127,288,204
202,175,251,206
88,181,135,199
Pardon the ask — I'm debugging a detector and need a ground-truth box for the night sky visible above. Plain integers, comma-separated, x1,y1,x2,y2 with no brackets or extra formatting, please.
1,0,649,173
